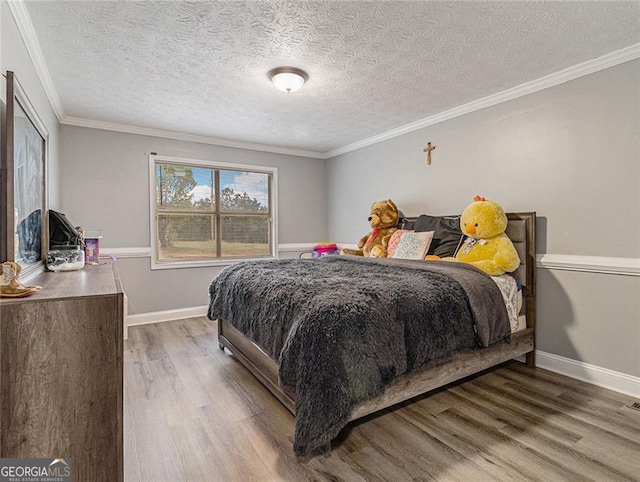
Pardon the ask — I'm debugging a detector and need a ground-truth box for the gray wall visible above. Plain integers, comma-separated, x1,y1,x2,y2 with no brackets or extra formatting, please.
327,60,640,377
9,0,636,379
59,125,327,314
1,0,61,209
537,269,638,377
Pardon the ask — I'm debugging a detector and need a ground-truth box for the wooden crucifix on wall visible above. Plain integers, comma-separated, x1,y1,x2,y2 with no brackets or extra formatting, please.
423,142,436,165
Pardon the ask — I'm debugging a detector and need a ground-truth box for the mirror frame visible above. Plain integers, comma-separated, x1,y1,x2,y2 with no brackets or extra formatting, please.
1,71,49,279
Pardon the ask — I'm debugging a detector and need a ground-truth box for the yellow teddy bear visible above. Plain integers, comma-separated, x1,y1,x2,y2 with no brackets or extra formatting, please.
453,196,520,276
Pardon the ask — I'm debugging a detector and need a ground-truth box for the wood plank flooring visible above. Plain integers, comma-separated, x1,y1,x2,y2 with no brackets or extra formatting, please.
124,317,640,481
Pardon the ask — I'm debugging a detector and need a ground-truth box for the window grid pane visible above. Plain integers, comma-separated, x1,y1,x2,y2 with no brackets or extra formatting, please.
156,164,215,212
157,213,217,261
221,214,271,258
219,169,270,213
154,160,273,263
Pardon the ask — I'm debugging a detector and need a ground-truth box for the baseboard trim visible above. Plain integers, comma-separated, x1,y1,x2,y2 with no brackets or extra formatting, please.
536,350,640,398
126,306,639,398
127,305,208,327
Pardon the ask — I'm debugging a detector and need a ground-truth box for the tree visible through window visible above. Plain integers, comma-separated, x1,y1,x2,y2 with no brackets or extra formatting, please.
152,157,274,265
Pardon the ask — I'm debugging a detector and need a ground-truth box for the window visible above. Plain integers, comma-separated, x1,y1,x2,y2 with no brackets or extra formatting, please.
149,155,277,269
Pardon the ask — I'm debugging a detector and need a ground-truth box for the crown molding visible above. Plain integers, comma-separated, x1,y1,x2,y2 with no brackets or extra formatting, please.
61,116,326,159
10,0,639,160
325,43,640,159
7,0,65,122
66,42,640,160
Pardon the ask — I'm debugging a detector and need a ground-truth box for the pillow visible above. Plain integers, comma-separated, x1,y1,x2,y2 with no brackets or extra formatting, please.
386,229,412,257
413,215,463,258
392,231,434,260
401,219,415,230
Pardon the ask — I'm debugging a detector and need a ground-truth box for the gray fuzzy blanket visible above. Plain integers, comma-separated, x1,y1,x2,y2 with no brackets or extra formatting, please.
208,256,510,456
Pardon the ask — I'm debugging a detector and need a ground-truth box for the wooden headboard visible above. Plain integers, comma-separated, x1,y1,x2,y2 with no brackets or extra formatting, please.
403,213,535,289
404,212,536,334
505,212,536,298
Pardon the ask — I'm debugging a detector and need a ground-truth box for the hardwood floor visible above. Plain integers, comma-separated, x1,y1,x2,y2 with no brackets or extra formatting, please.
124,317,640,481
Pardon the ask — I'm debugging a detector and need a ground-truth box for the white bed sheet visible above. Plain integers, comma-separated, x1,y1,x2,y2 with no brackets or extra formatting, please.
491,274,523,333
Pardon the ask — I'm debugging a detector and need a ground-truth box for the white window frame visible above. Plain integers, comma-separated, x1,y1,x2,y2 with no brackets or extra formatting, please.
149,154,278,270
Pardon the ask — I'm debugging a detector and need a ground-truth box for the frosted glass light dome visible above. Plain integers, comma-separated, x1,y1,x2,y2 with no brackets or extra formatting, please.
268,67,308,93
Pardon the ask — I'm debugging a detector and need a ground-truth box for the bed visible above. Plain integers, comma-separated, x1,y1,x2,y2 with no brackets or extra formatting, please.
208,212,536,457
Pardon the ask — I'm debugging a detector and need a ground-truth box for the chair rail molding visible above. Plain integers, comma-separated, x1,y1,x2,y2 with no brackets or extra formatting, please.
102,248,640,276
102,243,318,259
537,254,640,277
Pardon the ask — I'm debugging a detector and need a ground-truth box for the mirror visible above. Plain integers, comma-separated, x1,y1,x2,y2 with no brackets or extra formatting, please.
1,71,48,277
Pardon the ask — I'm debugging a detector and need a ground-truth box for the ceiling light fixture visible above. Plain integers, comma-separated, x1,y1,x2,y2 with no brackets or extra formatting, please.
268,67,308,93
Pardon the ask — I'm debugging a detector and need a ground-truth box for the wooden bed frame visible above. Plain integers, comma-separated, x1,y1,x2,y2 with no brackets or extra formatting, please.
217,212,536,434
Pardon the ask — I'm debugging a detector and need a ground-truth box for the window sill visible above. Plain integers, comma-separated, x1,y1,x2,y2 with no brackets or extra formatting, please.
151,256,275,270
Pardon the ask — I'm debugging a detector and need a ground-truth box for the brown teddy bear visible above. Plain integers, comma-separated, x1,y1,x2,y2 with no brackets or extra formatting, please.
342,199,399,258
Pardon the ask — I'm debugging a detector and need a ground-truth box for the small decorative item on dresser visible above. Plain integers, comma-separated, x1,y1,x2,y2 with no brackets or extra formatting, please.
0,261,41,297
83,229,103,264
47,245,85,272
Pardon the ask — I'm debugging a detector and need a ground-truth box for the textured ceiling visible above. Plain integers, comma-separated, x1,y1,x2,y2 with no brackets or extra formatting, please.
23,1,640,154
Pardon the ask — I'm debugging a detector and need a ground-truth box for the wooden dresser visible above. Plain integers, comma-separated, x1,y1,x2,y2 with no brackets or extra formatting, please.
0,262,123,482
